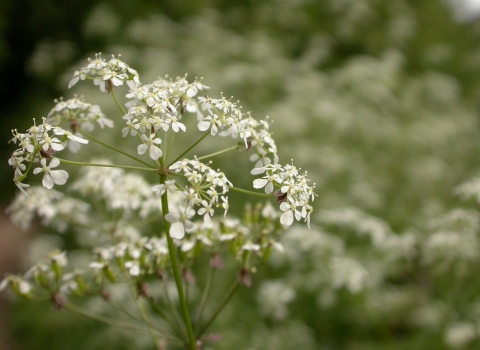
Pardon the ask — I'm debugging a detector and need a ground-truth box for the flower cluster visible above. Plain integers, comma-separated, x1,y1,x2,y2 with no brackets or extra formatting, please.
121,76,209,160
197,96,279,169
88,201,284,281
90,237,170,280
0,250,82,309
47,96,113,152
68,53,140,92
9,118,88,194
71,160,164,221
252,163,315,227
7,185,90,232
154,158,232,238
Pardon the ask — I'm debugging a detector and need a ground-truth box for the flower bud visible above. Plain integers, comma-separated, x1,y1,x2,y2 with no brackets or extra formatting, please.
103,265,116,283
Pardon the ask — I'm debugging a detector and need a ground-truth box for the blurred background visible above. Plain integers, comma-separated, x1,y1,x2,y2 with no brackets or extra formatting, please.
3,0,480,349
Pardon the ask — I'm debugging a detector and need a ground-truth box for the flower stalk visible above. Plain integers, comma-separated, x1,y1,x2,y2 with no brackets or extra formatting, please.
159,173,198,350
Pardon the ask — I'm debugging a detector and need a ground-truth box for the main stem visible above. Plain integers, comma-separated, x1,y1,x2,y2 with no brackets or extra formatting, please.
159,174,197,350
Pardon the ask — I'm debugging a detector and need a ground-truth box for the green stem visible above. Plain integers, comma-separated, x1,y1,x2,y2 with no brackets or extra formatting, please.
196,144,240,161
159,174,198,350
194,266,214,328
197,280,240,337
56,158,156,172
170,131,210,165
111,90,126,115
229,186,274,198
78,129,155,168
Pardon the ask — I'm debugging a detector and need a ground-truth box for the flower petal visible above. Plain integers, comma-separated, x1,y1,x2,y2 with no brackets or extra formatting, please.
165,213,179,222
49,170,69,186
170,221,185,239
43,174,54,189
280,210,294,226
253,178,268,189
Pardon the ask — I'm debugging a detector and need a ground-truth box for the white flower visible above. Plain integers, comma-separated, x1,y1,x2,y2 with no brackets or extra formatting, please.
137,134,162,160
0,278,9,292
125,261,140,276
165,206,195,239
167,115,186,132
279,201,304,226
221,196,229,218
197,200,214,225
33,158,69,189
53,128,89,145
198,114,222,135
14,180,30,196
152,180,176,197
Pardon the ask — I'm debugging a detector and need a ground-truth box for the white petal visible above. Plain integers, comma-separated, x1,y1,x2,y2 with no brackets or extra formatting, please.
137,144,148,155
49,158,60,168
43,174,54,189
33,167,42,175
265,181,274,194
50,170,69,185
198,121,210,131
181,241,195,252
251,167,266,175
68,76,79,89
51,143,64,151
177,122,186,132
0,278,9,291
152,184,164,193
295,210,303,221
68,134,89,144
280,210,294,226
280,202,290,211
253,178,268,189
211,125,218,136
184,220,194,230
165,213,180,222
169,221,185,239
68,140,81,153
149,145,163,160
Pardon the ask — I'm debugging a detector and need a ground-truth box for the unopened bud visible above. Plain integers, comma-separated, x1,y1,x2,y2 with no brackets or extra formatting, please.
182,268,195,285
238,268,251,288
51,292,67,311
137,281,151,298
210,253,224,269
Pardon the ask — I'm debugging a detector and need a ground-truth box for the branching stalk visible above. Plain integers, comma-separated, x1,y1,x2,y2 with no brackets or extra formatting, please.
196,144,241,160
78,129,155,168
170,131,210,165
56,158,156,172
